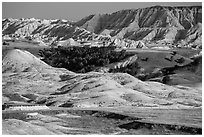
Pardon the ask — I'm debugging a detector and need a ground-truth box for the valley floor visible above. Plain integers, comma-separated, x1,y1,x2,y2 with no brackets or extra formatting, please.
2,107,202,135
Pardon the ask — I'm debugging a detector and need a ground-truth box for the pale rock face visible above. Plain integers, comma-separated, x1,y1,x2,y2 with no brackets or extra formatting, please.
57,38,80,47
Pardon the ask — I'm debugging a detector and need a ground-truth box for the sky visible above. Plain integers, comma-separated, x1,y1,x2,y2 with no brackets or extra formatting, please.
2,2,202,21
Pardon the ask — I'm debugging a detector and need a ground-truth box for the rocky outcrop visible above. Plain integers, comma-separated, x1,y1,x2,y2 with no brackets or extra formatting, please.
96,54,138,72
57,38,80,47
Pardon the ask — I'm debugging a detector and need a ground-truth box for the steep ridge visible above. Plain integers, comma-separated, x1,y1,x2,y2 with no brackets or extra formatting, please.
74,6,202,48
76,6,201,33
2,18,108,46
2,49,201,108
2,6,202,49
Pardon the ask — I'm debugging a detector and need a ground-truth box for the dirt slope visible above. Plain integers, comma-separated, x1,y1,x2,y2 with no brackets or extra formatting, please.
2,49,201,109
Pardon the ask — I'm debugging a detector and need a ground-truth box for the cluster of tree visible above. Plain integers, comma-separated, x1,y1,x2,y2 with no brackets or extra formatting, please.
175,57,185,64
3,41,9,45
174,55,202,72
38,46,131,73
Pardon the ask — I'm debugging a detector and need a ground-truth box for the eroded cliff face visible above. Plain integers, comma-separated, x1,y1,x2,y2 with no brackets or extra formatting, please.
2,18,105,45
76,6,201,33
2,6,202,48
75,6,202,47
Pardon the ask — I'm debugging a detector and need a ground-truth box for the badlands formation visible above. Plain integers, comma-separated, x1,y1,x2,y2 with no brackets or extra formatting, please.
2,5,202,135
2,6,202,49
2,49,202,109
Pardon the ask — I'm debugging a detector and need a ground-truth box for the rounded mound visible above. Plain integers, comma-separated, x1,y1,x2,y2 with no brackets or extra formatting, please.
2,49,50,73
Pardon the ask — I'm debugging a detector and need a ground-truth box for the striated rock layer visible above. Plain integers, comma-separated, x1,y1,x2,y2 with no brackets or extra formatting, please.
2,6,202,48
75,6,202,48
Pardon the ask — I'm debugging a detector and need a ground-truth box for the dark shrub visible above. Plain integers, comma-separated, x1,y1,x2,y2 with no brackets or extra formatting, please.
38,46,132,73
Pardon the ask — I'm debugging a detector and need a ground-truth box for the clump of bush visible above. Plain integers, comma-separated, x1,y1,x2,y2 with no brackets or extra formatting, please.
38,46,132,73
3,41,9,45
175,57,185,64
